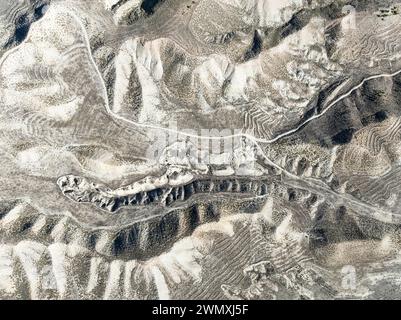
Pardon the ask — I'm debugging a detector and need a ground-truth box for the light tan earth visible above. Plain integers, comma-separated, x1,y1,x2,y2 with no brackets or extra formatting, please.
2,0,401,300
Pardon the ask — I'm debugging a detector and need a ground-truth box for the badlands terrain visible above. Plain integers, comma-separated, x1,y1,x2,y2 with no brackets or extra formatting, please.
1,0,401,300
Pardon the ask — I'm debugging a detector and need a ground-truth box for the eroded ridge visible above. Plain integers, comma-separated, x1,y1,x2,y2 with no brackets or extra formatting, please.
57,174,276,212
